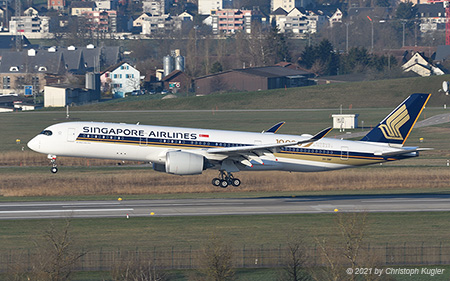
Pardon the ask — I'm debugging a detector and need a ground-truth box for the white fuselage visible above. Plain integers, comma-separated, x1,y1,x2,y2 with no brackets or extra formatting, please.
27,121,416,173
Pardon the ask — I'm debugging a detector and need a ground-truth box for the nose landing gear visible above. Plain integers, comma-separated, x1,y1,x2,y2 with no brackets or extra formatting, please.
48,154,58,173
212,171,241,188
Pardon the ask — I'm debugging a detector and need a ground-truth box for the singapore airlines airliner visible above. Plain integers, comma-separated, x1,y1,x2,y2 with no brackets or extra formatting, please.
28,93,431,187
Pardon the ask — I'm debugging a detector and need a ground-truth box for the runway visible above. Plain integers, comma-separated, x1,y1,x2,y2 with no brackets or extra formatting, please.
1,194,450,220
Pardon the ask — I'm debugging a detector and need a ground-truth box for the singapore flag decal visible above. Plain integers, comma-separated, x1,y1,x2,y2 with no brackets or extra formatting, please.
199,134,209,138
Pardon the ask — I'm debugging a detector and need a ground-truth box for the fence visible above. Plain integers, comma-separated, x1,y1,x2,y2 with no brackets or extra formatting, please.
1,243,450,273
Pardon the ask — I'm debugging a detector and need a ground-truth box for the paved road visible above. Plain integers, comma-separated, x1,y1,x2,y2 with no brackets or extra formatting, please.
1,194,450,220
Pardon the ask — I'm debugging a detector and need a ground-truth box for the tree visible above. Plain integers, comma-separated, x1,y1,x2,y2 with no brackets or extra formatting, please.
7,220,87,281
299,39,339,76
279,235,311,281
395,2,417,20
111,252,169,281
210,61,223,74
198,235,235,281
312,212,387,281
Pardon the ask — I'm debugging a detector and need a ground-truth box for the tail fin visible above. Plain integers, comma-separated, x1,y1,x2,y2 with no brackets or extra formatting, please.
360,93,431,145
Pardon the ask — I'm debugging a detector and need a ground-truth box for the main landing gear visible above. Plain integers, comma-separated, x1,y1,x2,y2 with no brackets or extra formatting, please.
212,171,241,188
48,155,58,173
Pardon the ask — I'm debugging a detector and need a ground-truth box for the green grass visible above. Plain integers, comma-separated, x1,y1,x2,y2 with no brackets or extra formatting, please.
75,75,450,111
1,212,450,252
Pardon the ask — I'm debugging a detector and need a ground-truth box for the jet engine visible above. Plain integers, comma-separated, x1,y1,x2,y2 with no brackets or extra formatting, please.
152,151,206,175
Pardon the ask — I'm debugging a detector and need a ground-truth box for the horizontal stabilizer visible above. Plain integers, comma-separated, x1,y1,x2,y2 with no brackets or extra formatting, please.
374,147,434,157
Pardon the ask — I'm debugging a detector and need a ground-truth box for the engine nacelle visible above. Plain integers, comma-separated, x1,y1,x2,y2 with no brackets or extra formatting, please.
152,163,166,173
154,151,205,175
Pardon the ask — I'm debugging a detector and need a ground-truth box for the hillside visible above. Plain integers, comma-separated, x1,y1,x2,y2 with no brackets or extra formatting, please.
76,75,450,111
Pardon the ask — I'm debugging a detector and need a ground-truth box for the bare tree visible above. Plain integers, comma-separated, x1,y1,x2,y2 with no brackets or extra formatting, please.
312,212,372,281
279,235,312,281
196,235,235,281
36,220,86,281
6,219,86,281
111,252,169,281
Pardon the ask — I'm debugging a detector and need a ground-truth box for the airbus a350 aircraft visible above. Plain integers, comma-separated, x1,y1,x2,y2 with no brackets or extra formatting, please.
28,93,431,188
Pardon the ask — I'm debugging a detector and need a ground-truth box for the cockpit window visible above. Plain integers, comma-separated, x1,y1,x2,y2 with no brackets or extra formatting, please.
40,130,53,136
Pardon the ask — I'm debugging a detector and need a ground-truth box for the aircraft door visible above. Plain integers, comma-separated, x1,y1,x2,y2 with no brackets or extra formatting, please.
340,146,349,160
140,137,147,146
67,128,77,142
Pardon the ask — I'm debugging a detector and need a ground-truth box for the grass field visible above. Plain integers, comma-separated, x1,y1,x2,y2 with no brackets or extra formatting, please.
2,212,450,251
1,76,450,279
76,75,450,111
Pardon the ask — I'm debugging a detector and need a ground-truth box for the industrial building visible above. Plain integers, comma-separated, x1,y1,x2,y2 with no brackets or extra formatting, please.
194,66,314,95
44,72,100,107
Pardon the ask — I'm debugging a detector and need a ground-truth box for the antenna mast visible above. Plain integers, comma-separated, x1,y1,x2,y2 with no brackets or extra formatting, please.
15,0,22,51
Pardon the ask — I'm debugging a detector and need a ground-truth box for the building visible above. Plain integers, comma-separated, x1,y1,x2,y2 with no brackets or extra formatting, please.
0,34,31,50
198,0,233,15
271,0,314,12
210,9,267,34
194,66,314,95
0,6,14,31
402,52,444,77
44,84,100,107
142,0,168,16
140,13,192,36
48,0,66,10
23,7,39,17
269,7,288,26
329,8,343,27
81,10,117,33
100,62,140,98
273,7,326,36
9,16,51,38
71,1,96,16
0,45,122,95
0,48,66,95
416,3,445,33
162,70,190,93
133,12,152,28
94,0,117,11
332,114,358,130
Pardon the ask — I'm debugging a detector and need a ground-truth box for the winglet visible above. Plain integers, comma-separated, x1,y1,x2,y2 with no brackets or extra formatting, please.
311,127,333,141
297,127,332,146
263,121,285,134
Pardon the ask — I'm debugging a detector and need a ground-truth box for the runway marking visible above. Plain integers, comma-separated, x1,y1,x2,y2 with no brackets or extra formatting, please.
0,202,121,207
362,199,450,203
0,208,133,214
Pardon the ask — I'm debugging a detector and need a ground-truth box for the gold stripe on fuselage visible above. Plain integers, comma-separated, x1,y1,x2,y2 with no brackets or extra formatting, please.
77,137,387,166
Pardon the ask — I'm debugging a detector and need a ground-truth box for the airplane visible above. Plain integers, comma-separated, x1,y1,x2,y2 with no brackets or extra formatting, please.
27,93,432,188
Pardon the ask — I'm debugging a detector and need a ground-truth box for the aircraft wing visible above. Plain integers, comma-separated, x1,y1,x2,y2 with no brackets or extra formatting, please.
374,147,434,157
203,127,332,168
206,127,332,155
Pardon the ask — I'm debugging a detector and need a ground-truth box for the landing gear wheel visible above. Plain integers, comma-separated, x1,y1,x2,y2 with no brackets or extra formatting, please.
220,180,229,188
212,170,241,188
49,155,58,174
231,178,241,187
212,178,221,186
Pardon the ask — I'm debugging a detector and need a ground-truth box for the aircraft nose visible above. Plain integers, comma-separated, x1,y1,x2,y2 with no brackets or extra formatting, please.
27,136,40,152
